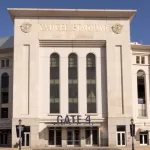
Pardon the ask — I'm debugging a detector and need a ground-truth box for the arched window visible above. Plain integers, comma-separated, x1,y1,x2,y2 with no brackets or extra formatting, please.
86,53,96,113
1,73,9,104
68,53,78,113
50,53,60,113
137,70,146,116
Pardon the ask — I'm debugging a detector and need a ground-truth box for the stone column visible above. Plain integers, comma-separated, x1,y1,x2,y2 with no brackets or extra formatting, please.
148,132,150,145
62,127,67,147
30,124,39,148
80,127,85,147
98,127,101,146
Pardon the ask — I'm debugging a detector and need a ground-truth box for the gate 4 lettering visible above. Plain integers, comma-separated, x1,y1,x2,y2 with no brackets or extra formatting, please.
57,115,91,124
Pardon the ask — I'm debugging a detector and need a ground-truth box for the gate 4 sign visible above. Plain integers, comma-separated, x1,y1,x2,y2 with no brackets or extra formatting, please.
57,115,91,124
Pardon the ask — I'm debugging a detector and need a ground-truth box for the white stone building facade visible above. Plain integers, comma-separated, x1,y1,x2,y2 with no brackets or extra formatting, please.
0,8,149,148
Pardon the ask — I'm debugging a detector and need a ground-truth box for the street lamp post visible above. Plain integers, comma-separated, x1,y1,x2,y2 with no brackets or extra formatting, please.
131,118,135,150
18,119,22,150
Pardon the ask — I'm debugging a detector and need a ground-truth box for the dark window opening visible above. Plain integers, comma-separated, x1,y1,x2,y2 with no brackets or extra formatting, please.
117,125,126,132
136,56,140,64
24,126,30,132
6,60,9,67
87,53,96,113
137,70,145,104
50,53,60,113
141,56,145,64
68,53,78,113
50,68,59,79
137,70,146,117
69,84,78,98
87,54,95,67
1,73,9,88
1,60,9,68
1,60,5,68
1,92,8,104
69,68,77,79
69,54,77,67
50,54,59,67
49,128,61,145
1,108,8,118
87,68,96,79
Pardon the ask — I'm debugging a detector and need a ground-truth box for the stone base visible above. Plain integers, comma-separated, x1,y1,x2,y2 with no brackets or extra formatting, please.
12,118,39,148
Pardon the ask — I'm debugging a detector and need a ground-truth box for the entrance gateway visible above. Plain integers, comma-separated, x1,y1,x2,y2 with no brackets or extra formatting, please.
48,127,98,146
0,129,11,147
48,115,99,146
140,131,148,145
67,128,80,146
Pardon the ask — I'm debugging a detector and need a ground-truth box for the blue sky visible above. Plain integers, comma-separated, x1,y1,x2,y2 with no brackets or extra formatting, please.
0,0,150,44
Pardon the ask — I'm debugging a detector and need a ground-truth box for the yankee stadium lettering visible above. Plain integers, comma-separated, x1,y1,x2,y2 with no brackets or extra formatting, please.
40,24,109,32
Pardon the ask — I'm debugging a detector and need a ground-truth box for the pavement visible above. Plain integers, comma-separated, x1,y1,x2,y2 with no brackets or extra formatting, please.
34,147,150,150
32,147,150,150
0,147,150,150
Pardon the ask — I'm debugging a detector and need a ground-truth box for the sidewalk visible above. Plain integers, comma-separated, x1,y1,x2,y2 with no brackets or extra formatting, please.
0,146,150,150
34,146,150,150
33,146,150,150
